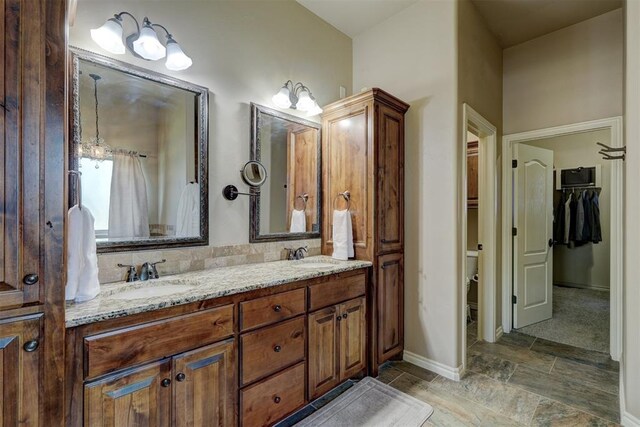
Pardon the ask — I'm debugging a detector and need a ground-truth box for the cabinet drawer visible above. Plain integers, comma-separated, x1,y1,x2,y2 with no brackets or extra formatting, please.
308,272,366,311
240,288,306,332
241,316,305,386
241,362,306,427
85,305,234,379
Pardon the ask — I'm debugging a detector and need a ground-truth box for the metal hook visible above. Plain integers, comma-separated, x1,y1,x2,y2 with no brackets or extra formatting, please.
295,193,308,211
68,170,82,210
333,191,351,211
596,142,626,153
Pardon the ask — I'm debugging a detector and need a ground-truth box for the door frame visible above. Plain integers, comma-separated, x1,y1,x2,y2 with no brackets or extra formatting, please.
501,117,623,361
461,104,498,371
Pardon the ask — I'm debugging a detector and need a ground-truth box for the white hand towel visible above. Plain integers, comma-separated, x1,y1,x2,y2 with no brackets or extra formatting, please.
332,209,354,260
290,209,306,233
176,183,200,237
65,205,100,302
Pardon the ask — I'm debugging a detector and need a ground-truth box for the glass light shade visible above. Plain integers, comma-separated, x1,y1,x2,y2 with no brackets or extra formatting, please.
165,40,192,71
306,102,323,116
133,25,166,60
272,86,292,109
296,90,314,111
90,18,125,54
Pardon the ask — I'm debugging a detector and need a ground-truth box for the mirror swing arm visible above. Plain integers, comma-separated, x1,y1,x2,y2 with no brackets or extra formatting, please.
223,160,268,200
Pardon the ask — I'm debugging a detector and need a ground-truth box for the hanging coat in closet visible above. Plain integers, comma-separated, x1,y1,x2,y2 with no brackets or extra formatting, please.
553,192,566,244
591,191,602,243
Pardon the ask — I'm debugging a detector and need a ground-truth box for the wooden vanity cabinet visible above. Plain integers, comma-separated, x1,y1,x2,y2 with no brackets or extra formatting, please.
321,89,409,370
467,140,479,208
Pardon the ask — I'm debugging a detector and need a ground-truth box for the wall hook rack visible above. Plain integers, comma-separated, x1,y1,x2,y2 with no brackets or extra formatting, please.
597,142,626,161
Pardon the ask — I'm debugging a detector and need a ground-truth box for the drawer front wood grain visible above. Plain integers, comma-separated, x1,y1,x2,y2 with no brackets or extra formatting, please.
240,316,305,386
240,288,305,332
85,305,234,379
240,362,305,427
308,272,366,311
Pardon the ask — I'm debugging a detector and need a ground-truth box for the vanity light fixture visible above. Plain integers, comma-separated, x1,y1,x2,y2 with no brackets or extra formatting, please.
91,12,192,71
272,80,323,116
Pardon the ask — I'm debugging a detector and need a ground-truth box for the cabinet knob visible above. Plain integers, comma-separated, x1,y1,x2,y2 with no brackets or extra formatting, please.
176,373,186,382
342,313,348,319
274,345,282,353
273,304,282,312
273,396,281,404
23,340,39,352
23,274,39,285
161,378,171,388
336,316,342,321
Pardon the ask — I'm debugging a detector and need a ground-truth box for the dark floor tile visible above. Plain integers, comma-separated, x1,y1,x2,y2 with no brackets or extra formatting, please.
273,405,316,427
467,350,517,382
393,361,438,382
499,331,537,349
376,363,405,384
531,338,619,373
552,358,619,395
310,380,354,410
530,398,619,426
508,365,619,423
470,340,555,373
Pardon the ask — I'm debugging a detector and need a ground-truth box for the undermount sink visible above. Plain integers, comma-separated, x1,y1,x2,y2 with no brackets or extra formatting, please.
110,284,194,300
294,262,337,269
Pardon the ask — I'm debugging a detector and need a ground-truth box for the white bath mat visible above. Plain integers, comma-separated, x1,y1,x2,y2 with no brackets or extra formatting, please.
295,377,433,426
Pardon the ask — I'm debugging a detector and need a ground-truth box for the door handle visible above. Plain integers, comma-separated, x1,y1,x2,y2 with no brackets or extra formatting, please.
548,239,553,248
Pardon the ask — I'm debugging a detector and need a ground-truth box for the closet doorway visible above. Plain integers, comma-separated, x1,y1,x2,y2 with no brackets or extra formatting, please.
501,117,623,360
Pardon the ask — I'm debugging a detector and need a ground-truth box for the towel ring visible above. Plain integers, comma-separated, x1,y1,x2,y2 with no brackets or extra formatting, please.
294,193,308,211
333,191,351,211
69,170,82,210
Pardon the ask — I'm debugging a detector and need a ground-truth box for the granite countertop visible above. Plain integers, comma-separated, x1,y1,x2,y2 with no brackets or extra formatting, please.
65,256,372,328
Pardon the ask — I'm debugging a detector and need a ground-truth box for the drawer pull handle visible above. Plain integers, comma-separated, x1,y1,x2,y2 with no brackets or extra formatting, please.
342,313,348,319
23,340,39,352
176,373,186,382
161,378,171,388
274,345,282,353
273,304,282,312
274,396,281,404
23,274,39,285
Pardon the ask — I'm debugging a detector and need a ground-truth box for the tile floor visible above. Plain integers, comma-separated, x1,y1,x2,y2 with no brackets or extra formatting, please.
279,321,620,426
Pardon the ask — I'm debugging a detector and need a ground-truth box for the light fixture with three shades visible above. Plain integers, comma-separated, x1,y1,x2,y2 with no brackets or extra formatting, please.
90,12,193,71
272,80,323,116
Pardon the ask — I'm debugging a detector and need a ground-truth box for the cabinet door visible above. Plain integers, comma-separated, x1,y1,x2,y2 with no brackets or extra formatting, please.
173,339,236,427
376,104,405,254
339,297,366,380
377,253,404,363
467,141,479,208
84,360,171,427
0,315,42,425
308,305,340,399
0,0,46,310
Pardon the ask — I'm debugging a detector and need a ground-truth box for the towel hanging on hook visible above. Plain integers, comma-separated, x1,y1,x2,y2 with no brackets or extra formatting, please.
333,191,351,211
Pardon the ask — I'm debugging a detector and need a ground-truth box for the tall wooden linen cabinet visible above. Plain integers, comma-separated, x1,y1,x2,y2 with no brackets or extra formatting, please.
0,0,66,425
321,88,409,370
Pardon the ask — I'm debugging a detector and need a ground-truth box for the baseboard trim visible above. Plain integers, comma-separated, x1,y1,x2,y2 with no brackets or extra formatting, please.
622,411,640,426
495,325,504,341
403,350,462,381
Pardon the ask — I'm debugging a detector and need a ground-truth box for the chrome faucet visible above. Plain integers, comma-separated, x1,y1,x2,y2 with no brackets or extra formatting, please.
117,264,139,282
140,259,166,281
286,246,308,260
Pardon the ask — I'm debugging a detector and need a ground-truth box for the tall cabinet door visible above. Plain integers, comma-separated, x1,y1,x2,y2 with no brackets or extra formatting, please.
0,0,46,310
377,253,404,363
84,360,172,427
308,306,340,399
0,315,42,426
173,339,236,427
376,104,404,254
339,297,366,381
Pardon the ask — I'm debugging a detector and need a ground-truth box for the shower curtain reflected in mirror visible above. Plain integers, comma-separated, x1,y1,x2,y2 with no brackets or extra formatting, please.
108,152,150,239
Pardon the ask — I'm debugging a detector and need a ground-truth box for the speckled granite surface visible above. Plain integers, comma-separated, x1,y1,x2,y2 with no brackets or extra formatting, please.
65,256,371,328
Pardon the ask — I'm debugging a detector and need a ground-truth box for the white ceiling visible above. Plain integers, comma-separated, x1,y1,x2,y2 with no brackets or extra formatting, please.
296,0,418,38
470,0,622,48
297,0,622,47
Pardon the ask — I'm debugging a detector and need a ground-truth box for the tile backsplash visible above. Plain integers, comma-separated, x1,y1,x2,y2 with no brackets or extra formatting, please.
97,239,321,284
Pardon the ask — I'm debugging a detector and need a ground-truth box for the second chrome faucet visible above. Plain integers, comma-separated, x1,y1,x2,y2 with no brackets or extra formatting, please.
118,259,167,282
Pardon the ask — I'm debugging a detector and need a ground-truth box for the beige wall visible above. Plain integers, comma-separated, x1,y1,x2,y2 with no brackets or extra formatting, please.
71,0,351,271
503,9,623,135
353,0,459,369
624,1,640,422
523,129,611,290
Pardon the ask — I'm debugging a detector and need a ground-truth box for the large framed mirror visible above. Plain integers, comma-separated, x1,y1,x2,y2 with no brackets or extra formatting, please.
250,103,321,242
69,47,209,252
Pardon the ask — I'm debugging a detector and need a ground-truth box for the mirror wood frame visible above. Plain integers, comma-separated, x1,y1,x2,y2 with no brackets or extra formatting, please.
250,103,322,242
69,47,209,253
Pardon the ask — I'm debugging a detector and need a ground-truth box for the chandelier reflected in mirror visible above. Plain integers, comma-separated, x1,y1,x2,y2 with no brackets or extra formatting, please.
79,73,112,168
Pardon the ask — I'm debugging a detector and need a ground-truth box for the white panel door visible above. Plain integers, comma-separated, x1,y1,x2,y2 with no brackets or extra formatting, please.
514,144,554,328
